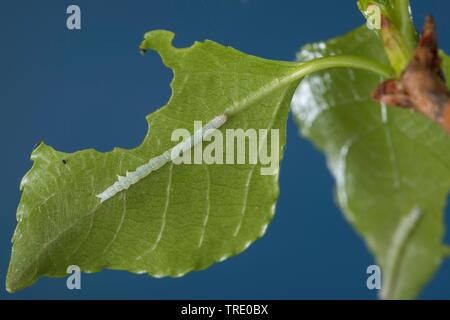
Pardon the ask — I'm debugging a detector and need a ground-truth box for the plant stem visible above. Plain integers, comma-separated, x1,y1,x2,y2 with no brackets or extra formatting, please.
297,55,394,80
393,0,417,50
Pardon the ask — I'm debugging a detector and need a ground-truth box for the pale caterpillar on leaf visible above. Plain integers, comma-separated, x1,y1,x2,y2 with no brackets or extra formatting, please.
96,114,228,203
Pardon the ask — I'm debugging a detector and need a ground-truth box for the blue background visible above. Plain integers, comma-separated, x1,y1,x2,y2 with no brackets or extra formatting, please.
1,0,450,300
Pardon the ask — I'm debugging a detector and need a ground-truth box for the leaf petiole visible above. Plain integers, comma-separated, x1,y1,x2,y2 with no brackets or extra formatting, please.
225,55,394,117
294,55,394,80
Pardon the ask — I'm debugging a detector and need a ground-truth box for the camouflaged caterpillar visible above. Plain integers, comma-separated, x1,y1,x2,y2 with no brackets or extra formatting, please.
96,114,228,203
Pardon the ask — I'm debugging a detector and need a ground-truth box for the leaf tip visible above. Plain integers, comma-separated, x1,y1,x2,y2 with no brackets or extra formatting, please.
5,270,19,294
5,284,14,294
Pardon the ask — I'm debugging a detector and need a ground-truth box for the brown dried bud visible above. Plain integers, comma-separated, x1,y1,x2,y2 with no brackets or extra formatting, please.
373,16,450,133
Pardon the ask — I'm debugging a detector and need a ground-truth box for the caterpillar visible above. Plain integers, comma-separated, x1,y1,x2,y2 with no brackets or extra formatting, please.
96,114,228,203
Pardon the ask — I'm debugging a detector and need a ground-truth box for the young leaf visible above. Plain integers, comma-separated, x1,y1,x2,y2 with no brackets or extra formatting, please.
358,0,417,50
292,26,450,299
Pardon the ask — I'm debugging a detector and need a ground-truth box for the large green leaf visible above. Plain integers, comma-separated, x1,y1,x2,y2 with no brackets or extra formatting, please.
6,30,303,292
292,26,450,299
4,24,394,292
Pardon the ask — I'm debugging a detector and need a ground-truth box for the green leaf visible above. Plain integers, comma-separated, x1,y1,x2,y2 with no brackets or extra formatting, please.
7,30,391,292
7,23,397,292
5,30,292,292
292,26,450,299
